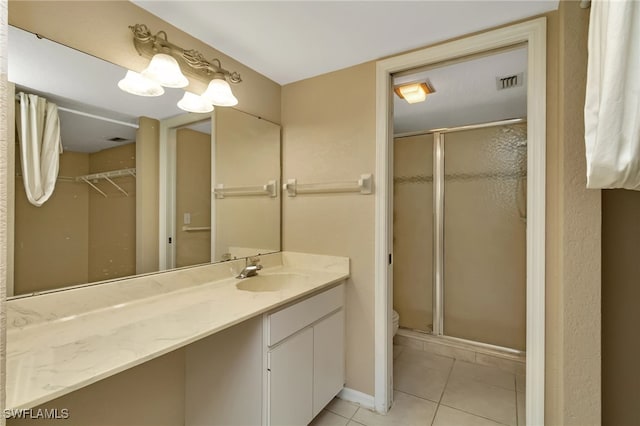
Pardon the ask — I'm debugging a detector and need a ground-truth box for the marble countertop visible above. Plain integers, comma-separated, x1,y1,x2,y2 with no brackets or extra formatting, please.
6,252,349,410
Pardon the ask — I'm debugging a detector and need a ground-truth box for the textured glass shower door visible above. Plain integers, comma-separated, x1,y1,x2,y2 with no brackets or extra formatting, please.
393,133,434,333
442,124,527,350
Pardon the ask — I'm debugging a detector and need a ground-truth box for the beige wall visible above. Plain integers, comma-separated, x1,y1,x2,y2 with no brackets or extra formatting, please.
282,62,377,394
175,128,211,268
0,15,15,425
88,143,136,283
602,190,640,426
1,1,8,418
214,108,281,261
14,150,89,294
545,4,601,425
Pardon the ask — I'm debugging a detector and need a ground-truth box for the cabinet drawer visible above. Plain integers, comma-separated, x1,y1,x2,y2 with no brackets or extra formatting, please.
267,283,344,346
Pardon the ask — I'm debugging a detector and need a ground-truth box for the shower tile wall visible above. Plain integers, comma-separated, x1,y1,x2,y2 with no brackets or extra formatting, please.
393,134,434,332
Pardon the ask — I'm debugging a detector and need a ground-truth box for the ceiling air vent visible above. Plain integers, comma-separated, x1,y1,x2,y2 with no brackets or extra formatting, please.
107,137,131,143
496,73,524,90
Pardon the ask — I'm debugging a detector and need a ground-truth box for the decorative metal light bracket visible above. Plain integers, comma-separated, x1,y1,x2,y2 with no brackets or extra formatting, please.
129,24,242,84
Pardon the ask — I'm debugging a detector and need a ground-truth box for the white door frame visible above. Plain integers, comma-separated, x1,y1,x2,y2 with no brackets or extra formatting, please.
158,112,215,270
374,18,547,425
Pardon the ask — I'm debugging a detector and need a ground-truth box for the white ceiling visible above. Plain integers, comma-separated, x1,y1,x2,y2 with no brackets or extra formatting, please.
393,46,527,134
8,1,558,153
132,0,558,85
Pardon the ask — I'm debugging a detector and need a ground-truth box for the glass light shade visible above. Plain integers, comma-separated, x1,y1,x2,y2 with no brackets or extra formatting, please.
117,70,164,97
177,91,214,113
398,83,427,104
394,82,434,104
201,77,238,106
141,53,189,88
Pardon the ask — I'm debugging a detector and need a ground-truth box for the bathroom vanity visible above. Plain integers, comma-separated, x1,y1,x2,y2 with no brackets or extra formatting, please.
186,280,345,425
6,252,349,425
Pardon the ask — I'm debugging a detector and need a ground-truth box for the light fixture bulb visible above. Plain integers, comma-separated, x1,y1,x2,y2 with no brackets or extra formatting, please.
201,76,238,107
394,82,434,104
177,91,214,113
400,85,426,103
117,70,165,97
141,53,189,88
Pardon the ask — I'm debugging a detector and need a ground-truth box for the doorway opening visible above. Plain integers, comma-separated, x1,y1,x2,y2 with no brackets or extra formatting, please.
374,18,546,426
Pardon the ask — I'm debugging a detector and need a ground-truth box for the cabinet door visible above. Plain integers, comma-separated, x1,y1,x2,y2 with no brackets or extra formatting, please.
268,327,313,426
313,309,345,417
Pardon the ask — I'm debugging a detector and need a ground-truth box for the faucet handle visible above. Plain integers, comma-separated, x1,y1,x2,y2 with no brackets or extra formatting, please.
248,256,260,266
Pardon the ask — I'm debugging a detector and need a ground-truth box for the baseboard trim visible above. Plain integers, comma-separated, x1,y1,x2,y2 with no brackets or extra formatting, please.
338,387,375,410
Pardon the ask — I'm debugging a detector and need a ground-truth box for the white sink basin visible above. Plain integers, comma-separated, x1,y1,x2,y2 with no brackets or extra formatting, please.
236,272,308,292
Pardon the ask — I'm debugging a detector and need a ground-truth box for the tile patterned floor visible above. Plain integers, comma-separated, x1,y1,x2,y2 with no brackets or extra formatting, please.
310,346,525,426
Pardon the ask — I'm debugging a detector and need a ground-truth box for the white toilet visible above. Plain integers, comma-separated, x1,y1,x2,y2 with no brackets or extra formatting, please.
392,310,400,336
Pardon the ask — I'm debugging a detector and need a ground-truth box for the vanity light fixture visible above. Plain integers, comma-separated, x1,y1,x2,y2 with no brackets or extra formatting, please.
178,91,214,113
117,70,165,97
201,72,238,107
118,24,242,111
141,53,189,88
394,81,435,104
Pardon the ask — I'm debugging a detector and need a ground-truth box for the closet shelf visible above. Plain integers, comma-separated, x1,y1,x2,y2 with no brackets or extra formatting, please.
213,180,278,199
283,174,373,197
75,167,136,198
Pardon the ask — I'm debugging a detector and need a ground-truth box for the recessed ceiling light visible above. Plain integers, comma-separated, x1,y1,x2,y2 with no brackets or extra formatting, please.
394,81,435,104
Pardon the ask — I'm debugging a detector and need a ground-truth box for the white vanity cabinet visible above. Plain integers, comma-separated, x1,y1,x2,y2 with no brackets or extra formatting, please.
184,282,345,426
265,283,345,426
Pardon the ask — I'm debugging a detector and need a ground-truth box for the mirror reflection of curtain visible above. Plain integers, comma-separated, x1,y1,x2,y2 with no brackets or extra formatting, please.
16,92,62,206
585,0,640,190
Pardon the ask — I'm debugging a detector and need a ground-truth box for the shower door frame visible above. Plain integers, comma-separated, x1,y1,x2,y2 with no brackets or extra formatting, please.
374,17,546,425
420,117,527,353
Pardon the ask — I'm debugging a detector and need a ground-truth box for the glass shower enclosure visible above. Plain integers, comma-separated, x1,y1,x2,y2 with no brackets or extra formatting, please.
393,119,527,352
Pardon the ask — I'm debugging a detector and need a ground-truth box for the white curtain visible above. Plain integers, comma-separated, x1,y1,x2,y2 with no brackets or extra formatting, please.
584,0,640,190
16,92,63,206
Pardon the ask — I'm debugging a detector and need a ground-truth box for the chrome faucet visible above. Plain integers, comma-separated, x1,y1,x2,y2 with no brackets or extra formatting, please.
236,256,262,279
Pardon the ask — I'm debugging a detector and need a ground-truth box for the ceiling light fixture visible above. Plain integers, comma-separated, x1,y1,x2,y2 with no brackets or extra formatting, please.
118,24,242,112
394,81,435,104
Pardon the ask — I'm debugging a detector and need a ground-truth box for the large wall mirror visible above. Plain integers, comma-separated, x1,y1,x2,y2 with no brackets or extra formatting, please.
8,25,281,298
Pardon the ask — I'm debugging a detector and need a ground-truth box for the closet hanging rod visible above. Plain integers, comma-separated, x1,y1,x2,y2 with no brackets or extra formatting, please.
75,168,136,198
15,173,75,183
75,168,137,182
15,94,139,129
